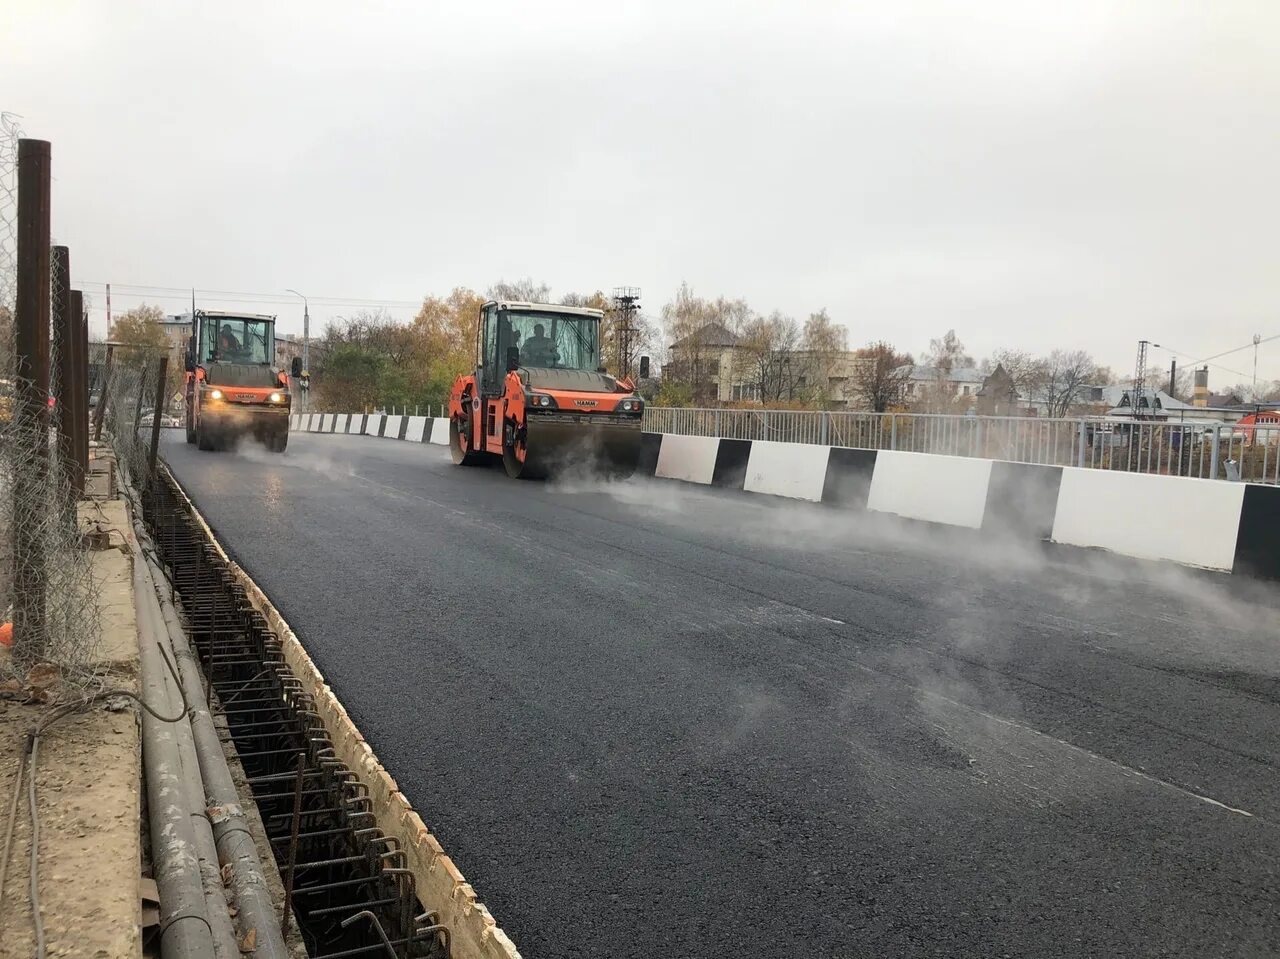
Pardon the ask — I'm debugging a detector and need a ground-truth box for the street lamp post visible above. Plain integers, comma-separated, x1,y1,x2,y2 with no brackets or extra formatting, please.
285,288,309,411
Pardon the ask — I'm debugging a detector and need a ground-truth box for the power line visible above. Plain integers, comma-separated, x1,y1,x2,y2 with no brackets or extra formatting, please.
1153,344,1253,382
1183,331,1280,367
79,281,422,310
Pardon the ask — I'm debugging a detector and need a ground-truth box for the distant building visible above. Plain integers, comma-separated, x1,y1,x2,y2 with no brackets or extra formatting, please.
901,365,986,409
975,364,1018,416
1103,386,1243,424
667,322,863,406
274,333,304,370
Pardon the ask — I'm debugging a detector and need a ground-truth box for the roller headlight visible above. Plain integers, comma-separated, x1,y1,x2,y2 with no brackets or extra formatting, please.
620,398,644,412
208,389,223,400
528,393,554,408
269,392,284,403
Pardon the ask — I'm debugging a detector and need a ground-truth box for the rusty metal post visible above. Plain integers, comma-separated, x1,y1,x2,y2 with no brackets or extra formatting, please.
133,355,149,434
12,139,52,663
147,357,168,481
52,247,75,495
92,343,114,442
70,292,88,498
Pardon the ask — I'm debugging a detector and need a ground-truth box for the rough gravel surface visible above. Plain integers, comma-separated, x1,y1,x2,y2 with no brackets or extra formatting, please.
161,430,1280,959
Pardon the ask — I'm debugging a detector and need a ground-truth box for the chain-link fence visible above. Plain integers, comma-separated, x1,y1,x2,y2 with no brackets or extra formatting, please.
91,341,169,484
0,116,150,690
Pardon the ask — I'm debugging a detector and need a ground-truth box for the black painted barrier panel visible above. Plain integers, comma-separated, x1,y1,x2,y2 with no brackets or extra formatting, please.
1233,484,1280,579
637,433,662,476
711,439,752,489
821,447,878,509
982,462,1064,541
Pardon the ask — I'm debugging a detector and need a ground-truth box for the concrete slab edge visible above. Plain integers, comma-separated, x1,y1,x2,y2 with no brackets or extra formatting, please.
159,464,524,959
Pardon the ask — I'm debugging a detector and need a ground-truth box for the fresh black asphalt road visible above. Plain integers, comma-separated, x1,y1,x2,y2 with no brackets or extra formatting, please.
160,430,1280,958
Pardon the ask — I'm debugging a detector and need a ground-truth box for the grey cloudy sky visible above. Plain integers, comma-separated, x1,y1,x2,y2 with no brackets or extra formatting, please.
5,1,1279,386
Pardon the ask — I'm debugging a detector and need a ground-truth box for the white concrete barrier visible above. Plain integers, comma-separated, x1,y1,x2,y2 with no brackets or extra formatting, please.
320,413,334,432
405,416,428,443
745,440,830,502
868,450,993,529
655,434,720,485
1052,468,1245,570
383,415,403,440
363,414,383,436
428,418,450,445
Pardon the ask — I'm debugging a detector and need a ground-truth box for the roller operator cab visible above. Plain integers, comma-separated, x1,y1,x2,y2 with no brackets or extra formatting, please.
448,301,647,478
184,310,297,453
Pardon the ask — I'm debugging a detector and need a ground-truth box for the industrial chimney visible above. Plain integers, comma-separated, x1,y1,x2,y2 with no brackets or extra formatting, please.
1193,366,1210,407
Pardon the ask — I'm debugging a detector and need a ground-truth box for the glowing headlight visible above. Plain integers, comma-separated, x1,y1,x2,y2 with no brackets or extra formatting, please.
208,389,223,400
269,392,283,403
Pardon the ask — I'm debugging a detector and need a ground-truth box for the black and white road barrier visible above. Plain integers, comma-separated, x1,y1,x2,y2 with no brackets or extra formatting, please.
290,414,1280,577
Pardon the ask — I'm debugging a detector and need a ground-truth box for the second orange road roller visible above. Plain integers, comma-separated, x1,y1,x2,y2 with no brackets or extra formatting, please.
448,300,648,478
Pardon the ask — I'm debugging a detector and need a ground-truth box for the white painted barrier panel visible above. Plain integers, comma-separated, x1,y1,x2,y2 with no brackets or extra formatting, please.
404,416,428,443
290,414,300,430
655,434,720,485
363,415,383,436
1052,468,1244,570
868,450,993,528
383,415,403,440
745,440,830,501
305,414,317,432
320,413,334,432
429,418,450,445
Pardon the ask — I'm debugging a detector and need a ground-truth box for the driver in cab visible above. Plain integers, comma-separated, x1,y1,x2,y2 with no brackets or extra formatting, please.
216,325,242,358
521,323,557,367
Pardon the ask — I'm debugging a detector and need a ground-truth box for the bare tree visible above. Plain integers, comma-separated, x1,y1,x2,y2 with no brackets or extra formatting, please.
488,277,552,303
851,341,913,412
927,329,974,373
660,284,762,404
741,312,803,402
798,309,849,406
987,348,1048,399
1040,349,1099,417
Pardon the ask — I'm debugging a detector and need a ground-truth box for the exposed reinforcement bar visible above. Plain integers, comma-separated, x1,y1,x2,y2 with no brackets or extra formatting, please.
145,465,521,959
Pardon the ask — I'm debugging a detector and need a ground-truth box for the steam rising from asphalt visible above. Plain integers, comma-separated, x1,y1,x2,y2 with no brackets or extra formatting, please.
549,468,1280,789
229,435,360,482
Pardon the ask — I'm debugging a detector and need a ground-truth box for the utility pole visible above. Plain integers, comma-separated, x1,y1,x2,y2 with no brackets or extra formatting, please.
1168,358,1177,398
1132,339,1149,418
1253,333,1261,400
286,288,310,411
610,287,640,380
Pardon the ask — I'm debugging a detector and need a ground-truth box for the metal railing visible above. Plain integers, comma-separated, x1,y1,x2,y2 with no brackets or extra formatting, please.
642,407,1280,485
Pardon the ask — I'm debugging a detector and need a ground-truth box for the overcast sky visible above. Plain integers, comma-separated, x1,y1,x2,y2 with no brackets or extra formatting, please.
4,1,1278,387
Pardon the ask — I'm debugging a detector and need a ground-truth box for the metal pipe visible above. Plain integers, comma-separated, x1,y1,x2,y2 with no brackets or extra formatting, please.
138,541,290,959
134,545,218,959
53,246,75,499
148,356,169,481
13,138,52,664
73,293,88,496
129,519,242,959
134,356,150,435
92,343,114,442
